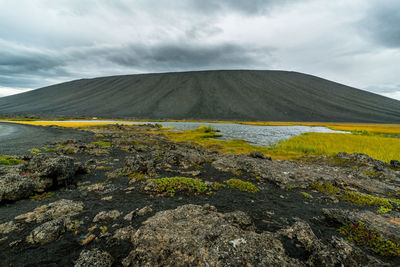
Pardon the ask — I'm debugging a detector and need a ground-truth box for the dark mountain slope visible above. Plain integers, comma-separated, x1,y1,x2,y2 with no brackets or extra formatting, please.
1,70,399,122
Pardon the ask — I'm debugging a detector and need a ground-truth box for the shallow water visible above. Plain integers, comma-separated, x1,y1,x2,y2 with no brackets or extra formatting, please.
0,124,20,140
159,122,346,146
34,120,346,146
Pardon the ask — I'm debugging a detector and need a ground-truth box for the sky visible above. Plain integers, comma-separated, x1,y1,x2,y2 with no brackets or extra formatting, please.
0,0,400,100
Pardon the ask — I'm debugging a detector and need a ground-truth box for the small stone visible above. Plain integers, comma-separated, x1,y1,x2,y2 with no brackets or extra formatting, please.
249,152,269,160
9,239,22,248
101,196,113,201
124,186,135,191
14,199,84,224
391,160,400,169
81,234,96,245
93,210,120,223
74,248,113,267
124,211,135,221
144,180,156,191
113,226,134,241
229,238,247,248
0,221,19,234
26,217,69,245
136,206,152,217
87,184,105,192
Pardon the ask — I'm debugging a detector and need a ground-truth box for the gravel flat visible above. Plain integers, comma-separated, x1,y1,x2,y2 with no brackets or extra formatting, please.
0,122,92,155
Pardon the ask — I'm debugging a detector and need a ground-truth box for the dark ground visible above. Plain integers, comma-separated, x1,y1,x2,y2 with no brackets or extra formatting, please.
1,124,400,266
1,70,400,122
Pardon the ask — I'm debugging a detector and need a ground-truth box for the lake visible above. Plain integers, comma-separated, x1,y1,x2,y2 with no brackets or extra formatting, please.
36,120,346,146
0,123,20,140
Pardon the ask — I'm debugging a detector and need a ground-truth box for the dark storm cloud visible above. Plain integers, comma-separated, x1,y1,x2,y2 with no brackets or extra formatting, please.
0,52,65,76
103,43,272,70
0,41,272,89
188,0,302,15
361,0,400,47
0,42,70,88
0,75,48,89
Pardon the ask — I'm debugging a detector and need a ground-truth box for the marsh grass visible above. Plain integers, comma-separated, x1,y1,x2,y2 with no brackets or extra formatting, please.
0,155,24,165
272,133,400,163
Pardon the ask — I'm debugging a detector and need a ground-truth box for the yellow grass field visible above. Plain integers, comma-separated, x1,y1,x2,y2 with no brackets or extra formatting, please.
271,132,400,163
0,120,138,127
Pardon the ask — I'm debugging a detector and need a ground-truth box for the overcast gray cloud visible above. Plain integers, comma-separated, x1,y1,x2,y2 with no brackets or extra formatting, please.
0,0,399,100
361,0,400,48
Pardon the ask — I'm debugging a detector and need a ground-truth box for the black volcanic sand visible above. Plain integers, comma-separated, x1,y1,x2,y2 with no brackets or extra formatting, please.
1,70,400,122
0,122,92,155
1,124,400,266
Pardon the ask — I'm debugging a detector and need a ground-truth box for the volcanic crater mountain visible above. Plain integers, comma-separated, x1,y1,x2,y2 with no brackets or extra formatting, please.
1,70,400,122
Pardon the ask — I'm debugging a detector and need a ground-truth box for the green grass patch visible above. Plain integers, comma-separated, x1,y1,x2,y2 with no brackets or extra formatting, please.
145,177,211,197
0,155,24,165
341,191,396,209
311,182,341,195
90,141,111,148
128,172,147,182
226,178,259,193
212,182,227,190
301,192,313,199
29,148,42,155
362,170,381,177
29,192,55,200
377,206,392,214
96,166,110,171
77,182,104,190
338,222,400,257
311,182,400,210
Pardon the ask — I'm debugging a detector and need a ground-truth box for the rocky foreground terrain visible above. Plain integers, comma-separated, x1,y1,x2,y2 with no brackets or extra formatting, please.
1,124,400,266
